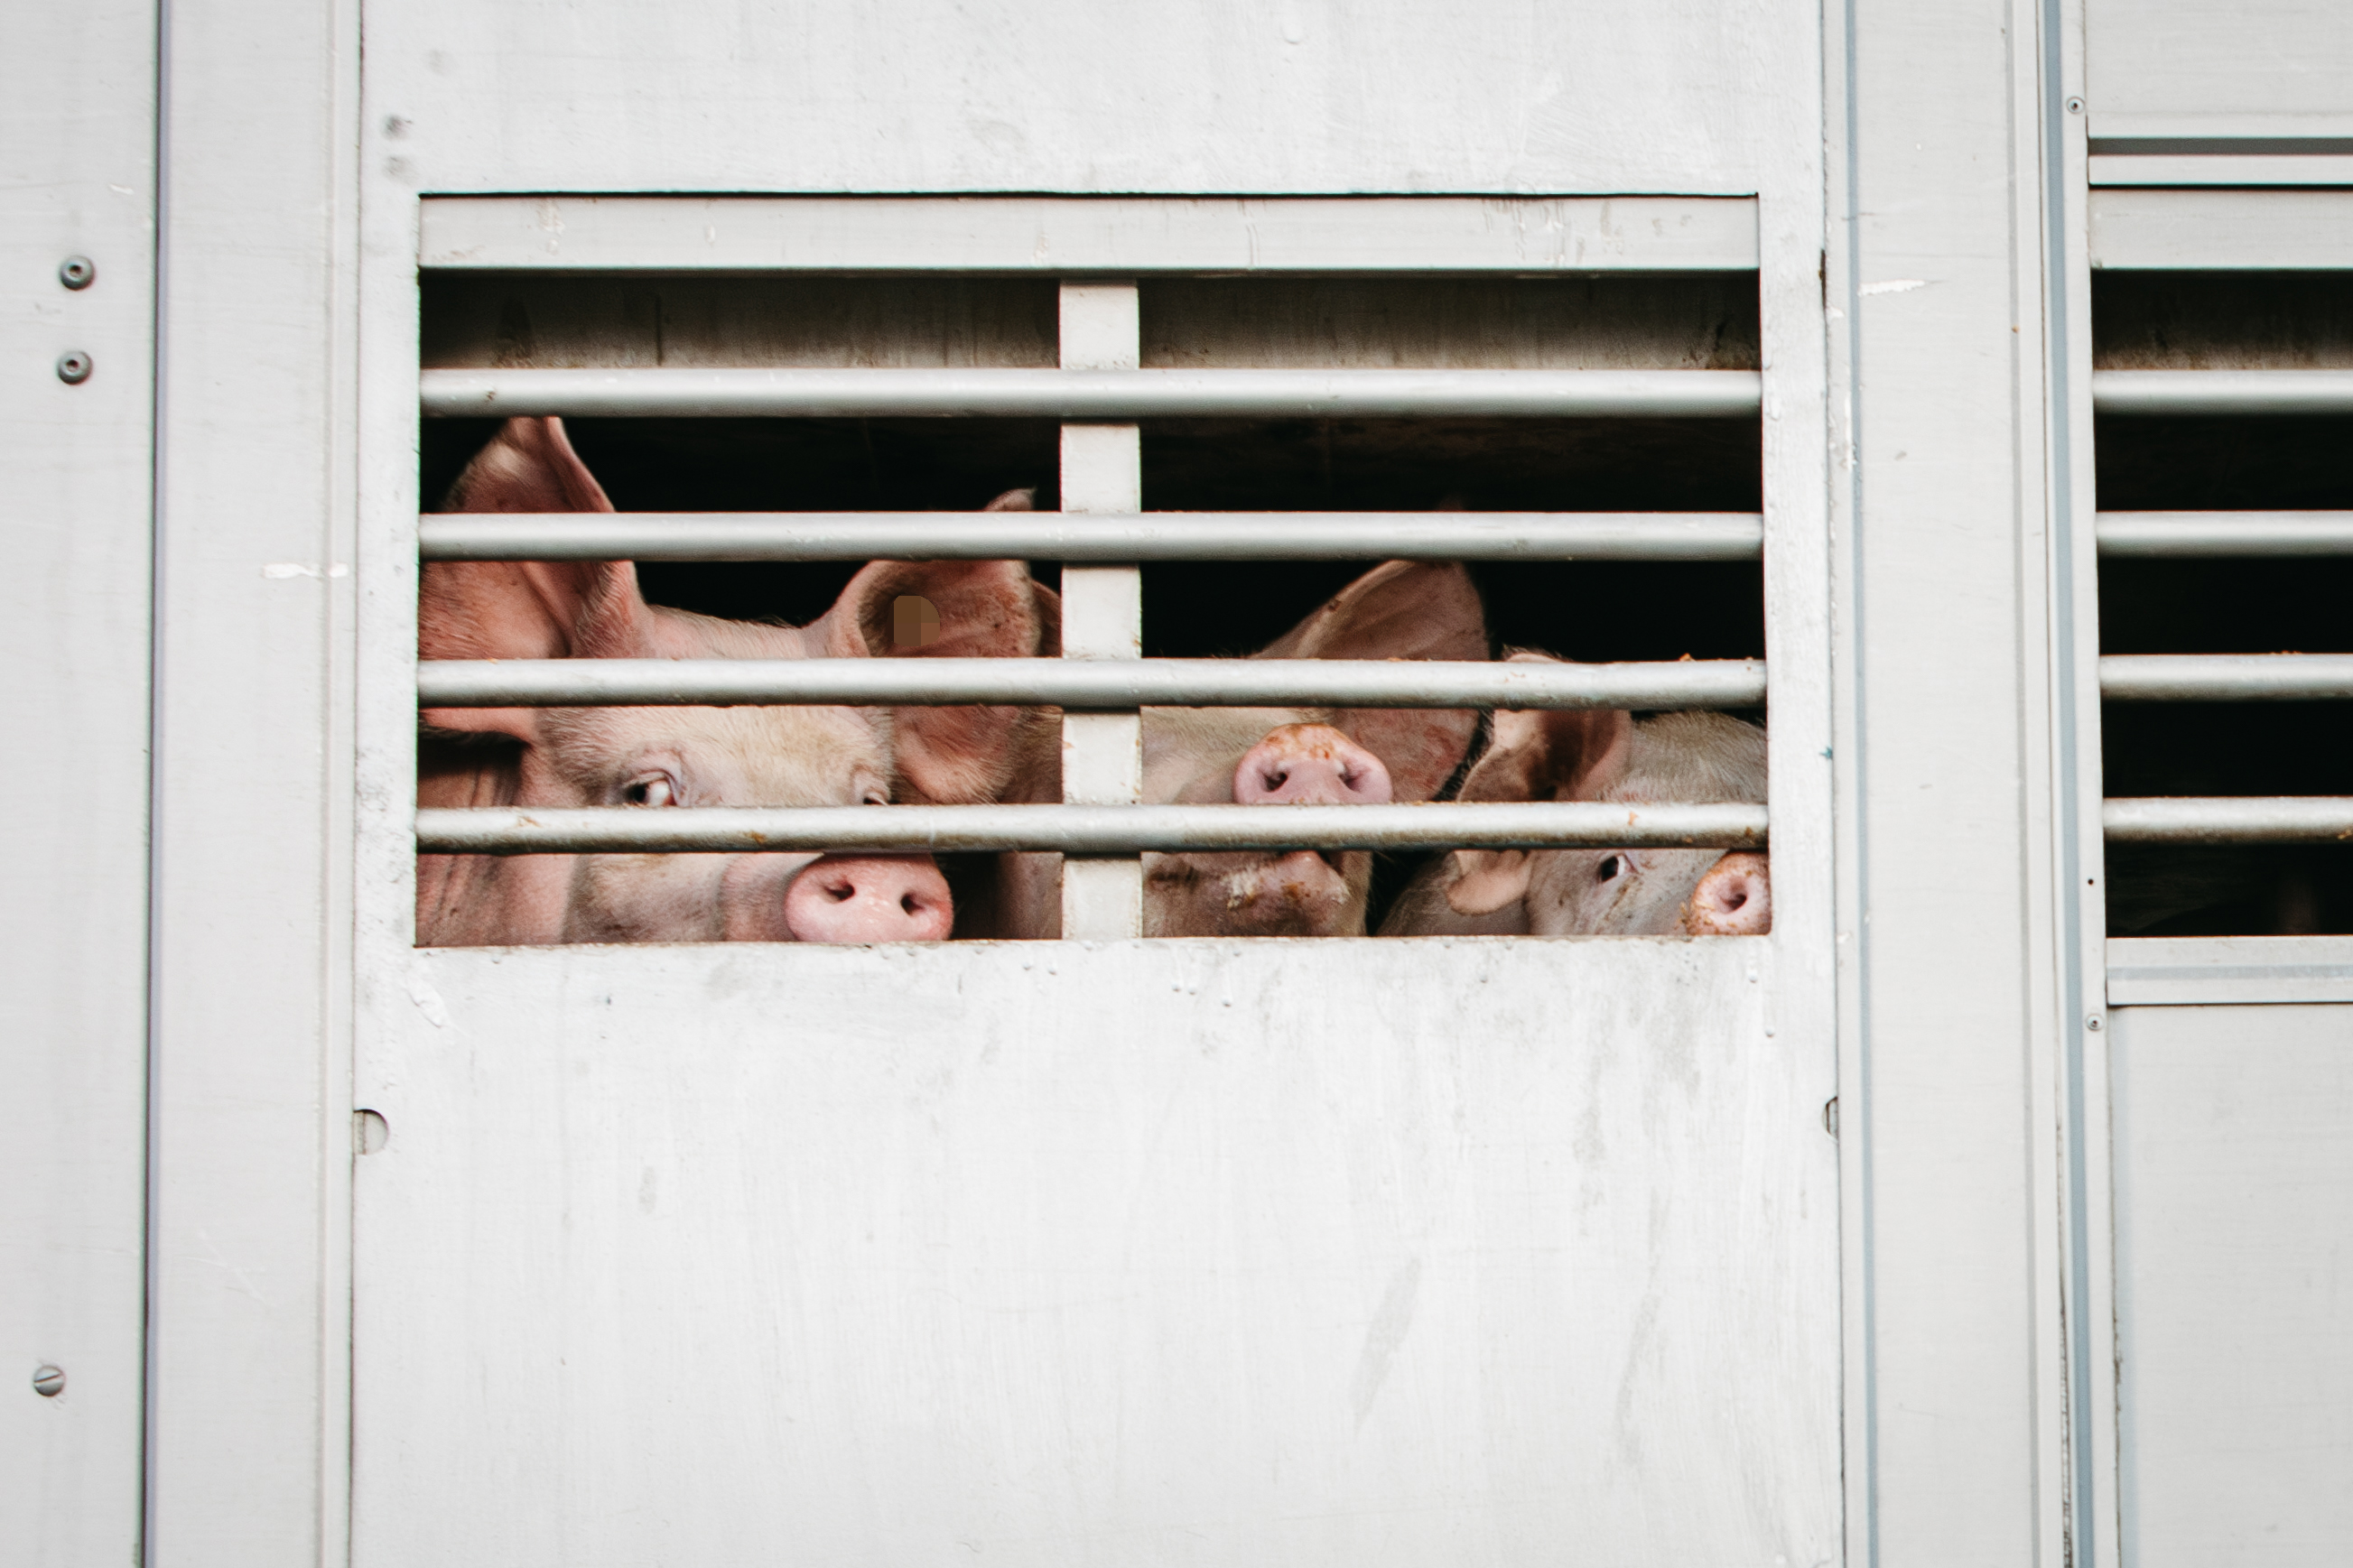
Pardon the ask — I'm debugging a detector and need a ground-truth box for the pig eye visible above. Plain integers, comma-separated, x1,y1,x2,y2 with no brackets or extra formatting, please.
619,772,679,808
1595,854,1628,883
860,787,889,806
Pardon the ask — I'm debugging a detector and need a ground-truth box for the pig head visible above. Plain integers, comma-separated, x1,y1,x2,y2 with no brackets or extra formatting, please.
416,416,1056,946
1379,653,1771,938
1139,561,1486,937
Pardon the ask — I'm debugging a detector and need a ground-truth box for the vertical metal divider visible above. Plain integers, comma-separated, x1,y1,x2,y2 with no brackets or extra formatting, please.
2045,4,2124,1563
1057,281,1146,938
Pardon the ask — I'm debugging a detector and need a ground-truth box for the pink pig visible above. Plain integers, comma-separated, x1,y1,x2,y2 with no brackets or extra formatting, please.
1381,652,1771,938
415,417,1056,946
1136,561,1489,937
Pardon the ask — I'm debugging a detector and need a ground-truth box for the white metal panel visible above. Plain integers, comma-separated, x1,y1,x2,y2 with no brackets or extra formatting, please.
1829,0,2073,1559
2111,1004,2353,1566
2108,937,2353,1006
369,4,1813,196
354,939,1837,1566
423,196,1762,274
354,1,1842,1560
2090,190,2353,270
148,0,360,1561
0,3,153,1563
2085,4,2353,125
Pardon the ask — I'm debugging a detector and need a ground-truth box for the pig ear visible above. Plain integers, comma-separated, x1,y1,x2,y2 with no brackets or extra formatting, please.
1442,673,1636,917
1257,560,1487,663
1257,561,1489,803
1446,849,1533,917
419,417,657,739
823,557,1053,804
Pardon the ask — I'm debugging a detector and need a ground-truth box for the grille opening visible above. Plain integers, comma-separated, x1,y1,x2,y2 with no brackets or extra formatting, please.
2095,270,2353,935
418,266,1763,943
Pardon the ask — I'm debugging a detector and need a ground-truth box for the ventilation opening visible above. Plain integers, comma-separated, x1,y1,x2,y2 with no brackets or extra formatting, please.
2096,271,2353,934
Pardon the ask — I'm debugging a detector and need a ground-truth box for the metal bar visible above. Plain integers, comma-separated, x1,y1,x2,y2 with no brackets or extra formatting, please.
2096,511,2353,556
2102,797,2353,844
416,656,1771,711
417,510,1770,563
417,194,1764,274
2090,369,2353,416
415,801,1772,856
418,366,1765,420
2099,654,2353,701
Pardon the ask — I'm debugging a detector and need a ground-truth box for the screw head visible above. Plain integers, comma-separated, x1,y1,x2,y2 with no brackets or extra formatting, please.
2065,96,2085,115
33,1365,64,1397
59,255,96,290
56,350,93,385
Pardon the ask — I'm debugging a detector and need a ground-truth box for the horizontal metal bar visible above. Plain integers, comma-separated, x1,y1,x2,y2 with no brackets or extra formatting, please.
2100,654,2353,701
419,366,1764,421
417,657,1769,711
2104,797,2353,844
2091,369,2353,416
419,195,1763,274
2096,511,2353,556
416,802,1771,856
418,510,1767,563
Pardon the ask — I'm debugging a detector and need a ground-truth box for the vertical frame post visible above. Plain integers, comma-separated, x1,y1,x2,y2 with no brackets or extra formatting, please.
1057,281,1144,938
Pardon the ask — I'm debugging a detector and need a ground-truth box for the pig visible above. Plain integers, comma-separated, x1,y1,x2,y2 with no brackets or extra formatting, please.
1134,560,1489,937
1378,653,1772,937
415,416,1057,946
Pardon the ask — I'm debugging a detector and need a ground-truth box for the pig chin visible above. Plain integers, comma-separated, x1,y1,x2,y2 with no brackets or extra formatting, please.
1144,848,1367,938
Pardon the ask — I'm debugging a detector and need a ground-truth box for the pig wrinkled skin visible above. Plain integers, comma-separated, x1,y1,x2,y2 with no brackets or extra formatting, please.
415,416,1057,947
1133,560,1488,938
1379,652,1772,938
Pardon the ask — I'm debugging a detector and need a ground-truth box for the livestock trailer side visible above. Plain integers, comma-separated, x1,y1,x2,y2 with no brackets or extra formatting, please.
7,1,2353,1564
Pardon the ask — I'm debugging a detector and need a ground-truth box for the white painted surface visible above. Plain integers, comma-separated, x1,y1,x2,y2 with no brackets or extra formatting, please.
2112,1004,2353,1565
2090,189,2353,269
333,3,1840,1565
354,938,1837,1565
420,195,1762,274
2086,4,2353,125
1828,0,2072,1560
368,5,1811,197
2109,937,2353,1006
148,0,359,1561
0,3,154,1563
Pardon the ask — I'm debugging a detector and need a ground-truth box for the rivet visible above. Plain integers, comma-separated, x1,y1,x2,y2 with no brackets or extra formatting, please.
59,255,97,290
56,351,93,385
2087,1015,2103,1032
2065,97,2085,115
33,1365,64,1397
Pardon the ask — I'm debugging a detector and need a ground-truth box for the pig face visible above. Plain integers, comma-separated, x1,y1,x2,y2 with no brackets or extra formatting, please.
1139,561,1487,938
416,417,1056,947
1378,654,1771,938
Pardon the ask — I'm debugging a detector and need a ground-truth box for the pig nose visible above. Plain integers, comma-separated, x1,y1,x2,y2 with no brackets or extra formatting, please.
1684,851,1772,936
1232,724,1392,806
782,854,953,943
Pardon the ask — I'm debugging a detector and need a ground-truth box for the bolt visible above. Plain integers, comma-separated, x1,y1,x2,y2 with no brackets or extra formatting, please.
33,1365,64,1397
59,255,96,290
2065,97,2085,115
2087,1015,2103,1032
56,350,93,385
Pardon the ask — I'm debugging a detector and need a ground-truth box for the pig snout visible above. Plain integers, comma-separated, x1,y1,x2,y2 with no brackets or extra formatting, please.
1684,851,1772,936
1232,724,1393,806
782,855,954,943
